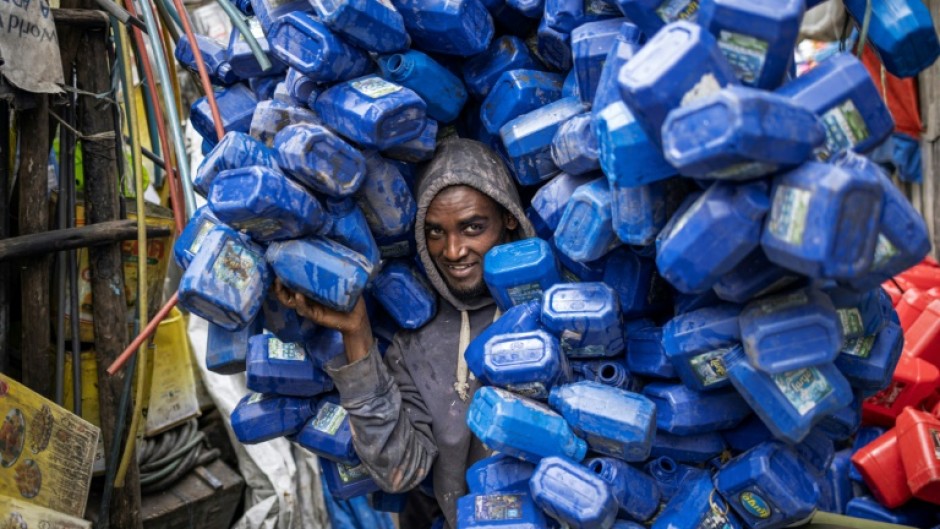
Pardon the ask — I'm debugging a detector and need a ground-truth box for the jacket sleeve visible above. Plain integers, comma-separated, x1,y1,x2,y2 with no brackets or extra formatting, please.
324,339,438,493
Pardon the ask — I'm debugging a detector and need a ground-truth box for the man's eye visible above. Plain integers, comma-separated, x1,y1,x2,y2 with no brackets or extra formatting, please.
465,224,484,234
427,227,443,238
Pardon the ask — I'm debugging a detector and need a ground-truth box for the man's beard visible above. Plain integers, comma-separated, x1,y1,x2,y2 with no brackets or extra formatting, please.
448,279,489,302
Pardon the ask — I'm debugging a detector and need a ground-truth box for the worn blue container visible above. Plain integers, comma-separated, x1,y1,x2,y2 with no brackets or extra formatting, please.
663,304,741,391
819,449,853,515
536,17,573,72
617,21,738,146
383,118,438,162
484,330,568,399
550,113,599,176
484,239,563,311
614,0,699,37
266,237,373,312
293,393,358,463
316,76,427,150
835,321,904,392
697,0,804,89
643,382,751,435
391,0,494,56
562,69,579,98
466,300,542,382
178,226,270,331
466,454,536,493
322,459,382,499
762,161,883,280
482,70,564,136
656,181,769,294
625,326,676,379
273,81,292,104
609,179,668,247
249,100,321,148
552,241,608,283
644,456,706,502
725,345,854,444
191,83,258,142
231,393,314,443
601,250,659,319
650,431,726,464
378,50,467,123
570,19,626,105
273,123,365,197
268,13,372,83
246,334,334,396
227,19,287,80
739,288,843,374
527,172,594,240
307,327,347,367
195,131,278,197
826,287,886,340
261,290,319,344
844,497,939,527
713,248,800,305
356,151,417,238
554,178,620,263
544,0,619,33
507,0,543,18
816,396,862,442
541,282,624,358
652,472,743,529
586,457,660,522
462,36,540,99
456,491,550,528
174,206,221,270
715,442,820,529
175,33,237,86
662,86,825,180
325,197,381,270
206,319,261,374
310,0,408,53
794,428,835,475
549,381,655,462
249,0,313,32
530,456,618,529
776,53,894,156
467,386,588,463
249,74,282,101
284,68,318,107
722,415,782,454
372,491,408,513
569,358,637,392
370,259,437,329
500,97,586,186
843,0,940,78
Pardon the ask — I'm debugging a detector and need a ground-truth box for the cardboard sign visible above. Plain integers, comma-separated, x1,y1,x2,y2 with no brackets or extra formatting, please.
0,0,63,93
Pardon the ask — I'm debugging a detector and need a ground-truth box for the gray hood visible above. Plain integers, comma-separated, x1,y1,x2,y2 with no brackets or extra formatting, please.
414,138,536,312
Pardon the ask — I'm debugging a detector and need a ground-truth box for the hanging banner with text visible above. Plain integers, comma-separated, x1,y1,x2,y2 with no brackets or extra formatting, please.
0,0,63,93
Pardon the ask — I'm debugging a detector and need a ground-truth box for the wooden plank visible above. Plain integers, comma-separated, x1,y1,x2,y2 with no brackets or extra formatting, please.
0,101,10,374
77,28,143,529
920,0,940,257
0,220,171,261
52,8,110,28
141,459,244,529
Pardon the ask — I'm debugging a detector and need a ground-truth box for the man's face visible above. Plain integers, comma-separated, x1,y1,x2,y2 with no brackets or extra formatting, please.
425,185,518,301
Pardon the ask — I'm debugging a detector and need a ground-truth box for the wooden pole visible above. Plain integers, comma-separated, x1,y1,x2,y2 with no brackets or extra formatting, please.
919,0,940,257
0,101,9,373
77,28,143,529
0,220,171,261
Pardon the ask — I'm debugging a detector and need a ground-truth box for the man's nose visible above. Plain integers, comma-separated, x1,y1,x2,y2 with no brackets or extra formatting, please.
444,234,467,261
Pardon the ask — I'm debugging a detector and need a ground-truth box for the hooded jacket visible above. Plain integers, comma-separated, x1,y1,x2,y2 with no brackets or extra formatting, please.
325,138,536,529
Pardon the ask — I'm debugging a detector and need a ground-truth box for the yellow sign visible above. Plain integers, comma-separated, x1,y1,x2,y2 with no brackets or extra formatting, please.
0,494,91,528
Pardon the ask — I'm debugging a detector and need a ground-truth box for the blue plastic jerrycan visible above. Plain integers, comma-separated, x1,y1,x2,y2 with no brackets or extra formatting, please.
456,491,550,528
325,198,381,270
293,393,358,463
844,497,939,527
208,166,330,242
195,131,278,197
249,0,313,32
775,53,894,157
549,381,655,462
625,325,676,379
601,250,660,319
382,118,438,162
656,181,769,294
390,0,494,56
562,68,579,98
761,161,883,280
595,104,676,190
191,83,258,142
273,80,293,105
356,151,418,238
268,12,372,83
372,491,408,512
722,414,774,454
530,456,618,529
617,21,738,147
663,304,742,392
551,241,608,283
652,471,743,529
482,70,564,136
378,50,467,123
842,0,940,78
554,178,620,263
249,100,321,148
587,457,661,522
650,430,727,464
835,321,904,393
541,282,624,358
178,226,271,331
815,395,862,442
266,237,374,312
462,36,540,99
484,238,563,312
614,0,699,38
643,382,752,435
316,76,427,150
231,392,314,443
466,453,536,493
249,74,283,101
569,358,638,392
724,345,854,444
369,259,437,329
246,334,334,396
543,0,619,33
570,19,627,105
261,289,319,344
714,442,820,529
284,68,318,107
206,318,262,374
609,179,670,247
713,248,801,305
500,97,587,186
825,286,886,341
321,459,382,499
527,172,594,240
794,428,835,476
484,330,569,399
818,449,853,515
661,86,825,180
587,20,643,114
273,123,366,198
550,113,600,176
696,0,804,89
308,327,347,367
309,0,409,53
174,206,221,270
506,0,543,18
644,456,707,503
739,288,842,374
227,19,287,80
466,300,542,382
174,33,237,86
466,386,588,463
536,17,573,72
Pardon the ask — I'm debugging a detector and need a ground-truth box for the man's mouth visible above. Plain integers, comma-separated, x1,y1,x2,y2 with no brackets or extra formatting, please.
443,262,476,278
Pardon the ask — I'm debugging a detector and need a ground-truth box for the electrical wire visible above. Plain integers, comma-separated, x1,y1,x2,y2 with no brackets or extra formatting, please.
173,0,225,140
136,418,220,494
153,0,183,41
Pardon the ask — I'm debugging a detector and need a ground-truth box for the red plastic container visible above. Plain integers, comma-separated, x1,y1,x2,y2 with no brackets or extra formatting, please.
900,264,940,291
863,355,940,426
903,299,940,368
896,407,940,505
896,288,936,331
851,428,913,508
882,281,903,307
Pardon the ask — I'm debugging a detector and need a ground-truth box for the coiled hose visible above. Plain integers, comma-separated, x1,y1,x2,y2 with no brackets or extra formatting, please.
137,419,220,494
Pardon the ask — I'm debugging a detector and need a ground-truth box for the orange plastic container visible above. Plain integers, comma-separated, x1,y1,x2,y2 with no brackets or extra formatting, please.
896,407,940,505
863,355,940,426
904,299,940,368
850,428,913,508
896,288,936,331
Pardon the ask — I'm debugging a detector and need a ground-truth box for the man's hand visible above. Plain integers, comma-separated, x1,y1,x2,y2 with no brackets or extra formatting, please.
273,278,374,363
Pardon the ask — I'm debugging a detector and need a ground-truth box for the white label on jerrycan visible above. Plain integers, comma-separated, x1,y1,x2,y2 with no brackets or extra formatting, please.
313,402,347,435
352,76,402,99
268,338,307,361
475,494,524,521
768,185,811,246
821,99,870,154
717,31,769,85
772,367,833,416
656,0,699,23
